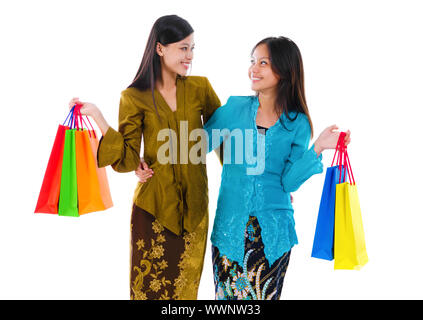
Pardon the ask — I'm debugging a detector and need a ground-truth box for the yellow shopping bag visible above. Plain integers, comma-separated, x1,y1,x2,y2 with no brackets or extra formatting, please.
333,136,368,270
334,183,368,270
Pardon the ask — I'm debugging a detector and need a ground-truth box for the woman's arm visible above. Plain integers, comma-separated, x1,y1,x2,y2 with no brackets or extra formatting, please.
281,117,351,193
313,125,351,157
203,96,239,155
69,97,110,135
69,93,144,173
202,77,225,164
92,110,110,137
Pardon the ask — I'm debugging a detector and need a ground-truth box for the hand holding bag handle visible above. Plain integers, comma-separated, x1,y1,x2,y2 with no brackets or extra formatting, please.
74,103,113,211
335,132,355,185
72,103,106,214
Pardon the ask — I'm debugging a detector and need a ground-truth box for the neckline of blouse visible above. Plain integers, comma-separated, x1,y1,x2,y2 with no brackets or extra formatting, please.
252,95,284,133
154,76,185,115
252,96,301,133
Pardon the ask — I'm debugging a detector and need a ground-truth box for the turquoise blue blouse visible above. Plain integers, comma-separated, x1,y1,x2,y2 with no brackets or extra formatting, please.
204,95,324,265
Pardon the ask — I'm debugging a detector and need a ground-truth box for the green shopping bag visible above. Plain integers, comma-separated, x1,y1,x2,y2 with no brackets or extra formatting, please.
58,129,79,217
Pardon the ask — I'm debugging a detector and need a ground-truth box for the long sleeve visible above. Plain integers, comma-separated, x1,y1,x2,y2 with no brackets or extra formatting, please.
97,91,144,172
202,77,221,124
281,114,323,193
203,96,237,154
202,77,225,164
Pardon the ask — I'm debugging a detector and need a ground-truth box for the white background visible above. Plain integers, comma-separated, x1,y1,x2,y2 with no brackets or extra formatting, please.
1,0,422,299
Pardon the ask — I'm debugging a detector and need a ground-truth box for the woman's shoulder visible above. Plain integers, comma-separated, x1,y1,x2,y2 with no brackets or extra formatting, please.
212,96,256,120
227,95,255,103
284,110,307,124
116,87,155,111
121,86,149,99
182,75,210,88
285,112,311,137
296,112,310,127
212,96,256,118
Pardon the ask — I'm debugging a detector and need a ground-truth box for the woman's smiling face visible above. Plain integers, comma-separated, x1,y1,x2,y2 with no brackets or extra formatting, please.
248,43,280,93
157,33,195,77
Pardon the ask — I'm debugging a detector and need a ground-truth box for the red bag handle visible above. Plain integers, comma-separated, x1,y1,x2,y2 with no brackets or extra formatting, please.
344,148,356,185
334,132,356,185
337,132,346,184
331,132,346,167
74,103,97,139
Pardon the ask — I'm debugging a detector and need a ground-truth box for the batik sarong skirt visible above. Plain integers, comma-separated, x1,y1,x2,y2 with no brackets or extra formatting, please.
130,204,208,300
212,215,291,300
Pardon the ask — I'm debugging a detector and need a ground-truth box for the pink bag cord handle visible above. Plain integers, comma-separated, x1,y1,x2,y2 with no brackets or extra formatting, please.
335,132,356,185
74,103,97,139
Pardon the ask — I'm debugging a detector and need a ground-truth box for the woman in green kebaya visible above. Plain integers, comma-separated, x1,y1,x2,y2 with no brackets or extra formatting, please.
69,15,222,300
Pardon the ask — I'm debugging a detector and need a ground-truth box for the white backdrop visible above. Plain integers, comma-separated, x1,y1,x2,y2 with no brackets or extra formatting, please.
1,0,422,299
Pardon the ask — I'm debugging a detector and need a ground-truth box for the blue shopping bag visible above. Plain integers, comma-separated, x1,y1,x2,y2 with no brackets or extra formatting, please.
312,132,348,261
311,165,347,260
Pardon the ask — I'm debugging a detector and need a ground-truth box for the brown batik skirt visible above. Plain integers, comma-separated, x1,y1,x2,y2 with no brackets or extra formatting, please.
129,204,208,300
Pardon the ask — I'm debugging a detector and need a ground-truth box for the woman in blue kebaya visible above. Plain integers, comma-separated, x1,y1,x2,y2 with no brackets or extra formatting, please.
202,36,351,300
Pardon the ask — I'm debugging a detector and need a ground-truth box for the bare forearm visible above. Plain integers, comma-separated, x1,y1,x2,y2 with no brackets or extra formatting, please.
314,143,323,157
93,110,110,136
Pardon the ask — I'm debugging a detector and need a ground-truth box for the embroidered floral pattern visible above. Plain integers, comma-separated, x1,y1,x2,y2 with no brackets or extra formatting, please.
209,97,323,267
212,216,291,300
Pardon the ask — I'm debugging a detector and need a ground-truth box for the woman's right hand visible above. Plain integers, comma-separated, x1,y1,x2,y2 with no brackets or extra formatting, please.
313,125,351,156
68,97,111,136
135,158,154,183
68,97,101,119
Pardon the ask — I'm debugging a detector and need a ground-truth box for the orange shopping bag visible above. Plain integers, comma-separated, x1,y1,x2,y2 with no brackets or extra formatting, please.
74,105,106,214
84,116,113,209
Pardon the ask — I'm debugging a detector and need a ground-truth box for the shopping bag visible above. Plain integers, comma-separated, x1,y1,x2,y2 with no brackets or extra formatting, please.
334,138,368,270
37,103,113,217
311,133,347,260
87,129,113,210
74,129,105,214
77,110,113,210
72,105,106,214
34,124,69,214
311,165,346,260
58,128,79,217
35,107,76,214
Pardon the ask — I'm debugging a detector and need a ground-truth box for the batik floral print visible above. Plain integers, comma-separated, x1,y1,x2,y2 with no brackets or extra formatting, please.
212,216,291,300
130,204,208,300
132,219,172,300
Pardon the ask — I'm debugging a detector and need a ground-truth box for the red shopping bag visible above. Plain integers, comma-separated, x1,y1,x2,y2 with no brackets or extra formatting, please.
34,108,74,214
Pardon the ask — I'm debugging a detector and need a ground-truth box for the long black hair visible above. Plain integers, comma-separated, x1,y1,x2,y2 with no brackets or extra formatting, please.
128,15,194,118
252,36,314,137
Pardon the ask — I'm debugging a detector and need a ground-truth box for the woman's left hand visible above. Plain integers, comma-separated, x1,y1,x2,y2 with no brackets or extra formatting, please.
314,125,351,155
